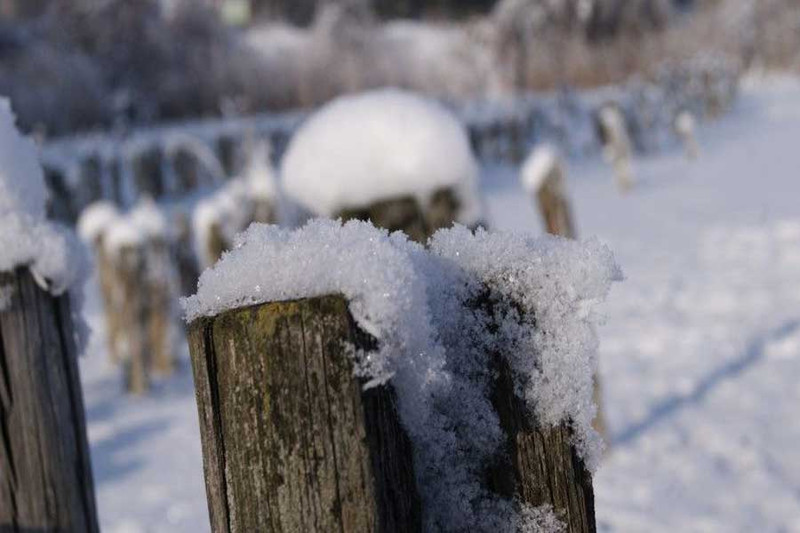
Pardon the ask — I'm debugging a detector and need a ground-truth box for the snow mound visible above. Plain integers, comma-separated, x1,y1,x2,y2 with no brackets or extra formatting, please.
0,99,86,296
281,89,482,224
183,219,618,531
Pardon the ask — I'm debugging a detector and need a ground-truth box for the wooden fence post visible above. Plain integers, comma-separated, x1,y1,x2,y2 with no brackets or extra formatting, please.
107,240,150,394
536,164,576,239
0,269,99,532
142,235,177,377
340,197,429,244
339,188,464,245
187,295,422,532
189,291,597,532
596,105,635,193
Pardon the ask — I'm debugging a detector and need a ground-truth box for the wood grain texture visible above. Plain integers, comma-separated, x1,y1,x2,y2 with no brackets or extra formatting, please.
339,187,462,244
474,289,596,533
340,196,429,243
187,295,421,533
488,359,596,533
0,269,99,533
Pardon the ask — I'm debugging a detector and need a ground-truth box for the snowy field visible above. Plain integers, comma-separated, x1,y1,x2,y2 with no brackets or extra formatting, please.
79,76,800,532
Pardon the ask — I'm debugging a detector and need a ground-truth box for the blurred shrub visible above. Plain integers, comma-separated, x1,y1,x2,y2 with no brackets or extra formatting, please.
0,0,797,137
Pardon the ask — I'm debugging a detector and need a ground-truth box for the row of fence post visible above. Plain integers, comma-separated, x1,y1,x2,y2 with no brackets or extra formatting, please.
2,118,629,531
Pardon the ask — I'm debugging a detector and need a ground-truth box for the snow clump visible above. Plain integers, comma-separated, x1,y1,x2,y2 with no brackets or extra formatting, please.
281,89,483,225
0,99,87,298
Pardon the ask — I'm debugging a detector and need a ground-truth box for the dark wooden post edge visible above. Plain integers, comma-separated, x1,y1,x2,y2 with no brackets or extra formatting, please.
0,269,99,533
478,290,597,533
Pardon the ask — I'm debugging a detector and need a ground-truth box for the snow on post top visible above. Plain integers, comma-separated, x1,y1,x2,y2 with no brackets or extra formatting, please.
281,89,482,224
520,143,562,194
0,99,85,296
129,198,169,241
77,201,120,244
182,219,619,531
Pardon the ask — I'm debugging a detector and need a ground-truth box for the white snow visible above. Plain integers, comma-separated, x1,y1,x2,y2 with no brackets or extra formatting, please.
78,201,121,244
281,89,482,223
0,99,85,296
520,143,562,193
430,226,620,468
77,75,800,532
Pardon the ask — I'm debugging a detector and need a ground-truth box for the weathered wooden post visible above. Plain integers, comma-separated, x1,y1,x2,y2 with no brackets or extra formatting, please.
520,146,607,441
340,197,430,243
77,201,123,365
596,104,635,193
187,295,422,532
105,220,150,394
0,269,100,532
520,145,576,239
130,200,179,378
0,101,99,531
338,186,469,244
187,276,597,533
424,188,462,235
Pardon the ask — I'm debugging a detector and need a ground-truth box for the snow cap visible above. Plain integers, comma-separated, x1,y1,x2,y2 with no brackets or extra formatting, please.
281,89,482,224
520,143,562,193
0,98,85,295
77,201,120,244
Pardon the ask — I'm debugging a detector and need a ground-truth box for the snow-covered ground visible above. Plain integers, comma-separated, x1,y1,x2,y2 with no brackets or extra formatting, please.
79,76,800,532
